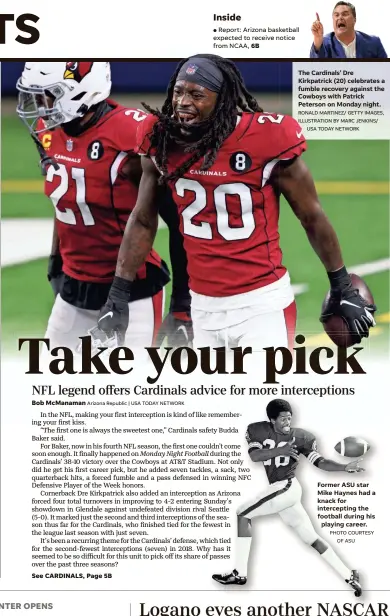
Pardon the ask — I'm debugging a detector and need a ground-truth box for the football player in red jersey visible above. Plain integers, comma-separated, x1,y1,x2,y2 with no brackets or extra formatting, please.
212,399,364,596
16,61,191,350
97,55,376,349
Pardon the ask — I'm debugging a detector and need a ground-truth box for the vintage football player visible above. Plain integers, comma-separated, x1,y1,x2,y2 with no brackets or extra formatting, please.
16,61,192,350
96,54,376,349
95,54,375,350
212,399,364,596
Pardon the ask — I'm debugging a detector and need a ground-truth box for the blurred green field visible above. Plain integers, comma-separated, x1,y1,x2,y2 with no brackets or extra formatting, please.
2,113,389,353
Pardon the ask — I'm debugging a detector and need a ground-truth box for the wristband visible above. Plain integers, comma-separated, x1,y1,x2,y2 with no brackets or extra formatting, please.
327,266,351,292
109,276,133,303
169,291,191,314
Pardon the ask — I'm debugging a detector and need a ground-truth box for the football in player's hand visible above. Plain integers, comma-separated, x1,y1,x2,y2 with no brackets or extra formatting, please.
322,273,375,347
334,436,370,458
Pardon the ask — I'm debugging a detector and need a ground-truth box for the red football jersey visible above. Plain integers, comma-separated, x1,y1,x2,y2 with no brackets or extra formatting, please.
39,101,162,283
136,111,306,297
246,422,322,484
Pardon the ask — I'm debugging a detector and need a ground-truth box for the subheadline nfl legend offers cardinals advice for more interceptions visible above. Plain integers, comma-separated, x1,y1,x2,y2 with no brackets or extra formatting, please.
16,61,193,352
212,399,365,596
93,54,376,351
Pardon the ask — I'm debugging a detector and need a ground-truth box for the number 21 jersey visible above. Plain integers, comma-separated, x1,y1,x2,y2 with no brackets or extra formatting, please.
39,101,164,284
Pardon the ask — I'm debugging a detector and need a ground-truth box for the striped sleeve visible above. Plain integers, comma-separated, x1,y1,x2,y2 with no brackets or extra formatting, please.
248,440,263,451
245,426,263,452
302,437,324,467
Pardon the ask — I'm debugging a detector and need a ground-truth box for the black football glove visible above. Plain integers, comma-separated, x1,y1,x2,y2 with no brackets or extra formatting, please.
320,267,376,343
48,254,64,296
155,311,193,348
155,292,193,348
97,276,132,345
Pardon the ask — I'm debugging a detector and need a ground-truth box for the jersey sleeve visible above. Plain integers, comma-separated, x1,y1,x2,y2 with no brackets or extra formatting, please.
134,113,159,156
112,108,150,153
300,431,324,467
257,112,307,162
245,422,267,453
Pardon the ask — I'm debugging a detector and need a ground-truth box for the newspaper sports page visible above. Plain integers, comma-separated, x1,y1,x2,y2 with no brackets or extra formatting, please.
1,0,389,614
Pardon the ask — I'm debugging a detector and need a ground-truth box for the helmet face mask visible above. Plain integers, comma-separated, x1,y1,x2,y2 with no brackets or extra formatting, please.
16,80,68,133
16,62,112,135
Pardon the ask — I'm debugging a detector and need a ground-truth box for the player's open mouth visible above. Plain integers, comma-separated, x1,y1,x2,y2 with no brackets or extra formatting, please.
176,111,198,123
337,20,346,29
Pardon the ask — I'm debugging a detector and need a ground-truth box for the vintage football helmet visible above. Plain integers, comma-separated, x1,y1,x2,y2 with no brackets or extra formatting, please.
16,61,112,133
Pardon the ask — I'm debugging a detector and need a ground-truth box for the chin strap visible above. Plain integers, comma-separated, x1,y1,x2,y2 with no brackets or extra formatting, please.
30,131,59,175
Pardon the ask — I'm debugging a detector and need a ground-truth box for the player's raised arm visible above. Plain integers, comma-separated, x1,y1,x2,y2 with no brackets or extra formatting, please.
311,12,324,51
97,156,161,341
272,157,376,343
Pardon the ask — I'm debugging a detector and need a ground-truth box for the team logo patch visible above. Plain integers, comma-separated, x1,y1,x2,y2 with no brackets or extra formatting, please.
186,64,199,75
66,139,74,152
63,61,93,82
87,140,104,161
312,440,318,451
230,151,252,173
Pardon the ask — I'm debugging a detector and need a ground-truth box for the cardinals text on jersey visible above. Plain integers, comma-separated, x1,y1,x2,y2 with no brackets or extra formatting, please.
136,111,306,297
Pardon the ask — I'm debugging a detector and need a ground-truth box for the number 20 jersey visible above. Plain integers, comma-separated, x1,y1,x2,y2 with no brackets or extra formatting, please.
136,111,306,297
246,421,322,484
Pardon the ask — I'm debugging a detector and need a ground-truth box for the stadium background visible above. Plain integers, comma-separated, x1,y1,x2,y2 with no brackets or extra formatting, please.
2,61,389,352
